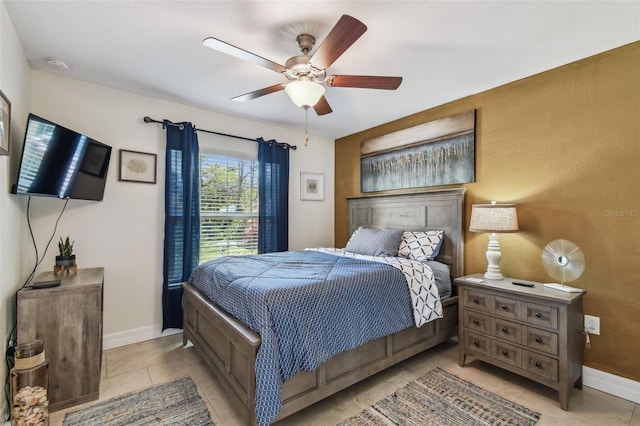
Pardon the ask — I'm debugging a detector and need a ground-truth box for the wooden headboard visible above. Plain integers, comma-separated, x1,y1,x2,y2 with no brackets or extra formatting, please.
347,188,466,278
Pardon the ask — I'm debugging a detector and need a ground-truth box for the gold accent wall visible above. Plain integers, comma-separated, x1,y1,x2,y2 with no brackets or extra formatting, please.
335,42,640,382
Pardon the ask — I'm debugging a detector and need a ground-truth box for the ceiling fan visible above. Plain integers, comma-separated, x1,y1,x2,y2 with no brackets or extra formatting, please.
202,14,403,116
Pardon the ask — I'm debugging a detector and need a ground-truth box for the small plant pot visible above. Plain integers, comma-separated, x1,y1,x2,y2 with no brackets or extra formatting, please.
55,255,76,267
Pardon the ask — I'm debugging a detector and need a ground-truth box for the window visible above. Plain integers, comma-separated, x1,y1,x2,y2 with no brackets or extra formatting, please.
199,153,259,262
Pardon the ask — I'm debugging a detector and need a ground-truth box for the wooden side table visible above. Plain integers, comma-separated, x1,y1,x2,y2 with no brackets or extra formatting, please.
17,267,104,412
454,274,585,410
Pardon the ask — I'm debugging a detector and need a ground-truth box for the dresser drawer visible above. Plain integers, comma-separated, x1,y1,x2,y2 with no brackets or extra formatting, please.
493,295,521,320
492,317,521,344
525,352,559,381
525,327,558,355
463,331,491,356
492,340,522,368
463,289,491,312
463,310,491,334
523,302,558,330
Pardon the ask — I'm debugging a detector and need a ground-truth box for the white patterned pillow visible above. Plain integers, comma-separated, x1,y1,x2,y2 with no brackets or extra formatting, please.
398,230,444,261
345,227,404,257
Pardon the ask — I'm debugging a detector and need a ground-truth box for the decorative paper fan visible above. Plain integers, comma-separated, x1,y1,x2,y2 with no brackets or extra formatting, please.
541,239,585,293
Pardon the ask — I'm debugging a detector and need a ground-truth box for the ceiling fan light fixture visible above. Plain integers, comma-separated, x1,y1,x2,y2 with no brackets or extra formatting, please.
285,80,325,108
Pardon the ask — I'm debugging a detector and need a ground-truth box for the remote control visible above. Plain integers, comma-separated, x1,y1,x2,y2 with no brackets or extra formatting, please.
31,279,61,289
512,281,534,288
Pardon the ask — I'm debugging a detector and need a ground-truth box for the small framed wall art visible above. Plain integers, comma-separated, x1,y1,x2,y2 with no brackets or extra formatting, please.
300,172,324,201
119,149,157,184
0,89,11,156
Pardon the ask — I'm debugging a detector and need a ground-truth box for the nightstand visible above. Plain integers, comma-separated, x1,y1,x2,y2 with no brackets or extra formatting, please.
454,274,585,410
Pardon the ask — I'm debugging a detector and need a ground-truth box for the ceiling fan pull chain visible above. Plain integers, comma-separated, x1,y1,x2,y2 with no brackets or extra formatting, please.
304,107,310,146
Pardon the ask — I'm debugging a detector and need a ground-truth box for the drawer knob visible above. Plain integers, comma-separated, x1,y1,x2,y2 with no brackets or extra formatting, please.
473,298,480,304
535,337,543,343
502,327,509,334
473,319,480,326
501,305,509,311
535,312,542,318
473,340,480,346
535,361,543,368
502,350,509,357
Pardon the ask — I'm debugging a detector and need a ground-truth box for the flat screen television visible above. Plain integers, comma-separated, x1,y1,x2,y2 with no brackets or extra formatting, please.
12,114,112,201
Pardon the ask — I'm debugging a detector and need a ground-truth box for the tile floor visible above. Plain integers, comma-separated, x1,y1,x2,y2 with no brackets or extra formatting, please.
49,334,639,425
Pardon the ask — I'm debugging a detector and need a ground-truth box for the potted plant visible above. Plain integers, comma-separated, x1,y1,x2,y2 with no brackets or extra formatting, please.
56,236,76,267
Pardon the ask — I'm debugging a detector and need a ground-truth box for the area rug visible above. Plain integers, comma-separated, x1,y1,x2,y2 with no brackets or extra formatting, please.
63,376,211,425
338,367,540,425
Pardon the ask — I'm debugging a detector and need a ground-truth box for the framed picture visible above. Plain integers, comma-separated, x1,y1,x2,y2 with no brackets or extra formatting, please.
0,89,11,156
119,149,157,184
300,172,324,201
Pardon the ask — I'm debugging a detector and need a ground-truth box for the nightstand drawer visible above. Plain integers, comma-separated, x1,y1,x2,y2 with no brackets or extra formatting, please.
492,340,521,368
525,352,559,381
524,302,558,330
463,289,491,312
525,327,558,355
463,310,491,334
492,317,521,344
493,295,521,320
463,331,490,356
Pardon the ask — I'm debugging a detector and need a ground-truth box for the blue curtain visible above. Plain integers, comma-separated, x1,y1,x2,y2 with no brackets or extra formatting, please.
163,121,200,330
258,138,290,253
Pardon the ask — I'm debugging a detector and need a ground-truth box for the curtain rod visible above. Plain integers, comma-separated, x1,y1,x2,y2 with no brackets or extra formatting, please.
143,116,297,150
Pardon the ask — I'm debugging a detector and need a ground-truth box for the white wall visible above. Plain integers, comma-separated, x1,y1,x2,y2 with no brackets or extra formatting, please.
0,0,32,418
27,71,334,348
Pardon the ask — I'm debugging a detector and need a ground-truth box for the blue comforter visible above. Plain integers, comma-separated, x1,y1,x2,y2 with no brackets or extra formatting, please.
189,250,427,425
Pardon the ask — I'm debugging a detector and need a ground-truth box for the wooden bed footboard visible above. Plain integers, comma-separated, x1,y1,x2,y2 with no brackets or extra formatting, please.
183,282,458,425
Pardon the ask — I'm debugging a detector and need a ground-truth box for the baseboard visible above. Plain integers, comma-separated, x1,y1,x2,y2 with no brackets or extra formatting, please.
101,327,640,405
583,366,640,404
103,325,181,350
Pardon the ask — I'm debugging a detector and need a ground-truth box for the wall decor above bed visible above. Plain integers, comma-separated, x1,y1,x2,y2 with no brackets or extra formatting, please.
360,109,476,192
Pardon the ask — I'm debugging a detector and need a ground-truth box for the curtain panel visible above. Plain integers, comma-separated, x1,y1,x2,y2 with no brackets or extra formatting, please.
163,121,200,330
257,138,290,253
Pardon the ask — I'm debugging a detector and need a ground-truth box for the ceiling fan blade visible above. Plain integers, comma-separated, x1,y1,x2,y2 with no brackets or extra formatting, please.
203,37,286,73
232,83,286,102
310,15,367,70
313,96,333,115
327,75,403,90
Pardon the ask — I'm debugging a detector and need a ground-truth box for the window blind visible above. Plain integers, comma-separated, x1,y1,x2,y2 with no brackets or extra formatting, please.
199,153,259,262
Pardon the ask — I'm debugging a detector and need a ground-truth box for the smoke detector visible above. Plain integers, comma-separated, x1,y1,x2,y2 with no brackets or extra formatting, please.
45,58,70,71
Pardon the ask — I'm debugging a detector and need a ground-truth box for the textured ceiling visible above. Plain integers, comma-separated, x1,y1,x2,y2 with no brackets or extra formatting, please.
4,1,639,139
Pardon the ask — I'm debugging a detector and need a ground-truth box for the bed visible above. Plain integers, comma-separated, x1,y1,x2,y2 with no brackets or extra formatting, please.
182,188,466,425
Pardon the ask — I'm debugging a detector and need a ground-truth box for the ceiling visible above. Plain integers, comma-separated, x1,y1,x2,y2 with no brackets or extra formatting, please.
4,1,639,140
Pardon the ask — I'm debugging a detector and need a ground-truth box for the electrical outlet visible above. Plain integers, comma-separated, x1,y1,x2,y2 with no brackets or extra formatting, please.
584,315,600,335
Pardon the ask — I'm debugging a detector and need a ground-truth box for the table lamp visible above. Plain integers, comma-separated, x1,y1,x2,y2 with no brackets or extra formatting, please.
469,202,519,280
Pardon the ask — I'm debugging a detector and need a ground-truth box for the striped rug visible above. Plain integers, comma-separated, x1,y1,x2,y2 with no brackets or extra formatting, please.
338,368,540,425
63,376,211,425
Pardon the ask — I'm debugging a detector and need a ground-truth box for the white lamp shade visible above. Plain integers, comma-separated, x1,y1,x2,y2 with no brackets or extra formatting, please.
285,80,325,108
469,204,518,233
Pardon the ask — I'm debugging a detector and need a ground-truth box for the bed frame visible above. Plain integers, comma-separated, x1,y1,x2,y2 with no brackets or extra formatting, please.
183,188,466,424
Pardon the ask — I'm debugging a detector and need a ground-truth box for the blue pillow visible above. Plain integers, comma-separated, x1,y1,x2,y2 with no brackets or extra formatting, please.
345,227,404,257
